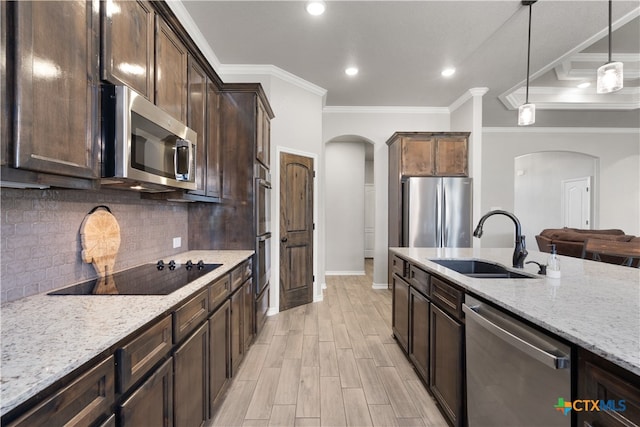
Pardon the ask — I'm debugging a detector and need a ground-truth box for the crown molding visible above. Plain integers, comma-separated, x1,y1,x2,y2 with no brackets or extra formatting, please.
449,87,489,112
219,64,327,97
323,106,449,114
165,0,222,71
483,127,640,134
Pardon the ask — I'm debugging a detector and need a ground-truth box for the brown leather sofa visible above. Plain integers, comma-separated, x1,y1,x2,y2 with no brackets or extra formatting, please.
536,228,640,266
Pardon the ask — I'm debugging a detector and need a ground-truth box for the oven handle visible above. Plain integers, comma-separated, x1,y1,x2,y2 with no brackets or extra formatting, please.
257,178,272,189
463,303,570,370
257,233,271,242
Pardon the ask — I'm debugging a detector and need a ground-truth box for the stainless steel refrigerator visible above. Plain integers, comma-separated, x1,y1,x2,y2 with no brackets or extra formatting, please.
402,177,473,247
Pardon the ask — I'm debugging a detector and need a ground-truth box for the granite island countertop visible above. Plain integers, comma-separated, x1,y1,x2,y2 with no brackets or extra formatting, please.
390,247,640,376
0,250,253,417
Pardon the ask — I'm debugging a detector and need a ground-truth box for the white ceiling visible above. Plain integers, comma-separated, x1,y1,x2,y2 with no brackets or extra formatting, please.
181,1,640,127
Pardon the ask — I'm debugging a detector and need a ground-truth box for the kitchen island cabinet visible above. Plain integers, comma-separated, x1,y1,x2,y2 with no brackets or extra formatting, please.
578,349,640,427
390,247,640,426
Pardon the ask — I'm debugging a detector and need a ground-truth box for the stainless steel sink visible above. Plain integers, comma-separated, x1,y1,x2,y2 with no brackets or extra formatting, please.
430,259,535,279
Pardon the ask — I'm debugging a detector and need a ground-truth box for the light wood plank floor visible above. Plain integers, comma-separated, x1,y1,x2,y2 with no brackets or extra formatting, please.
208,260,448,427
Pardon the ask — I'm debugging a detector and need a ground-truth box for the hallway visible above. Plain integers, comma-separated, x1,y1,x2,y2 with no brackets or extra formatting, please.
208,261,448,426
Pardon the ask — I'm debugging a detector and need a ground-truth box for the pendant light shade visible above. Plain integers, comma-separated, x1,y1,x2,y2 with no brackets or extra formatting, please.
518,103,535,126
518,1,536,126
596,0,623,94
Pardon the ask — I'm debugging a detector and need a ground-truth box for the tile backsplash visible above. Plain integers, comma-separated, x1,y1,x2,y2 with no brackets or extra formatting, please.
1,188,189,303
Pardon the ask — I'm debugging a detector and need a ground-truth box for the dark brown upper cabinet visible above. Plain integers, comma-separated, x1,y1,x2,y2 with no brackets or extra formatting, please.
155,17,188,123
387,132,470,178
256,98,271,169
7,0,100,181
187,56,208,196
186,56,222,200
101,0,155,100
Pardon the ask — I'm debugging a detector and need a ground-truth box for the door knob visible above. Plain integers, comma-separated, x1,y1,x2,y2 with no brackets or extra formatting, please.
281,237,288,243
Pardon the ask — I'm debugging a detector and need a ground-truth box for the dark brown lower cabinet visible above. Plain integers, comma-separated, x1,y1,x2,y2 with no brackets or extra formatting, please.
578,349,640,427
243,278,254,351
174,322,209,427
209,300,231,415
392,273,410,353
409,287,430,383
230,286,244,375
119,358,173,427
430,304,463,427
6,356,114,427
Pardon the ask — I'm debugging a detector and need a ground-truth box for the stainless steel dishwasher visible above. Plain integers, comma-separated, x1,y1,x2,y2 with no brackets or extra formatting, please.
463,295,572,427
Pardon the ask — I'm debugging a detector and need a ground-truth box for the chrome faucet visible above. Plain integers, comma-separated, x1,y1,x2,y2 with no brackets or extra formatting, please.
473,210,528,268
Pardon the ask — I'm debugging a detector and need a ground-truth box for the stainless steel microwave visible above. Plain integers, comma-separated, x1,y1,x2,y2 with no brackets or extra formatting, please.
100,85,197,192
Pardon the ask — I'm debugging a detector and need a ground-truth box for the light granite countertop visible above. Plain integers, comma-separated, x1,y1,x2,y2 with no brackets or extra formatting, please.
0,250,253,417
391,247,640,377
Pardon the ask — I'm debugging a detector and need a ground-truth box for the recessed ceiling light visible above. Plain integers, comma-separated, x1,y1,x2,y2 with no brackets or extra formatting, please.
345,67,359,76
306,1,326,16
577,82,591,89
441,68,456,77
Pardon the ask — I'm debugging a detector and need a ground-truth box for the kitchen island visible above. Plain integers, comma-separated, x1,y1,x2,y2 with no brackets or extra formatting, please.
391,246,640,426
391,247,640,375
0,249,253,420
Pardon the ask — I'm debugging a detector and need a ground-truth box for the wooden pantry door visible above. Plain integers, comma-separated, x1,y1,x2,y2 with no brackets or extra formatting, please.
279,152,314,312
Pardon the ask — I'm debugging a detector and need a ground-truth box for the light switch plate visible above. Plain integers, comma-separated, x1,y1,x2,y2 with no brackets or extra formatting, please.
173,237,181,248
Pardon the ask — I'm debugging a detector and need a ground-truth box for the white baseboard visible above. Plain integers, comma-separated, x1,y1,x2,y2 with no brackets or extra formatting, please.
313,293,324,303
321,282,327,290
325,270,365,276
266,307,279,316
372,282,389,290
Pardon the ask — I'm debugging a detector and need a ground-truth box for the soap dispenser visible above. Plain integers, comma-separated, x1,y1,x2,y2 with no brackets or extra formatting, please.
547,244,561,279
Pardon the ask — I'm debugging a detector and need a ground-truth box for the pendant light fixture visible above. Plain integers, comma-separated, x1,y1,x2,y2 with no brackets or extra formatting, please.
518,0,537,126
596,0,623,94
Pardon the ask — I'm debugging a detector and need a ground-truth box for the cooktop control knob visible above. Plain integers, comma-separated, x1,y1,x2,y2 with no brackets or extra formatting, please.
197,260,205,270
168,260,176,270
185,260,194,270
157,260,165,270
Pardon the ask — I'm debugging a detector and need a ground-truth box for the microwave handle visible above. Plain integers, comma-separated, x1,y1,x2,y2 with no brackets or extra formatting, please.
174,139,193,181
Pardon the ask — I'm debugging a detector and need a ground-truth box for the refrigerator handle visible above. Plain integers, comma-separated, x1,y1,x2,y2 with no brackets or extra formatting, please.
436,180,442,247
442,183,447,247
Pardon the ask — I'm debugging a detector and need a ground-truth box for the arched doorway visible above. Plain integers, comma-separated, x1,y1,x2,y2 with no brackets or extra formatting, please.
324,136,375,275
514,151,598,250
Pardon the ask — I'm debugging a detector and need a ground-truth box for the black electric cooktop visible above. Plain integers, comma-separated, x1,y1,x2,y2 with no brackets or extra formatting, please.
49,260,221,295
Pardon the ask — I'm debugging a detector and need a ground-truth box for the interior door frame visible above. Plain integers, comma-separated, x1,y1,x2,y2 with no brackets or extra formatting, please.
271,146,319,316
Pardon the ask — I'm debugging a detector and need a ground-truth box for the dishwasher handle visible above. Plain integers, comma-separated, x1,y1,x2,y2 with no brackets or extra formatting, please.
463,303,570,370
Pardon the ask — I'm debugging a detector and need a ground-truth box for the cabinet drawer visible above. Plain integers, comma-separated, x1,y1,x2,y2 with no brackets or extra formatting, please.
209,274,231,311
579,353,640,427
410,265,430,296
430,276,463,319
231,259,252,292
391,255,408,279
8,356,115,427
116,315,172,393
174,288,209,343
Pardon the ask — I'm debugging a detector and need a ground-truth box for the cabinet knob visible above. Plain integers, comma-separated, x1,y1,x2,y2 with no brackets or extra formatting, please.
281,237,288,243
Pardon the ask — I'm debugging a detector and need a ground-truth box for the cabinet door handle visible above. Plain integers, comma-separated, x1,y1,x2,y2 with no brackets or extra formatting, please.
281,237,288,243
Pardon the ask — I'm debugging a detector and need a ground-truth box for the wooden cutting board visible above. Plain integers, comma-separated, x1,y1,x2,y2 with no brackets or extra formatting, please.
80,206,121,281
